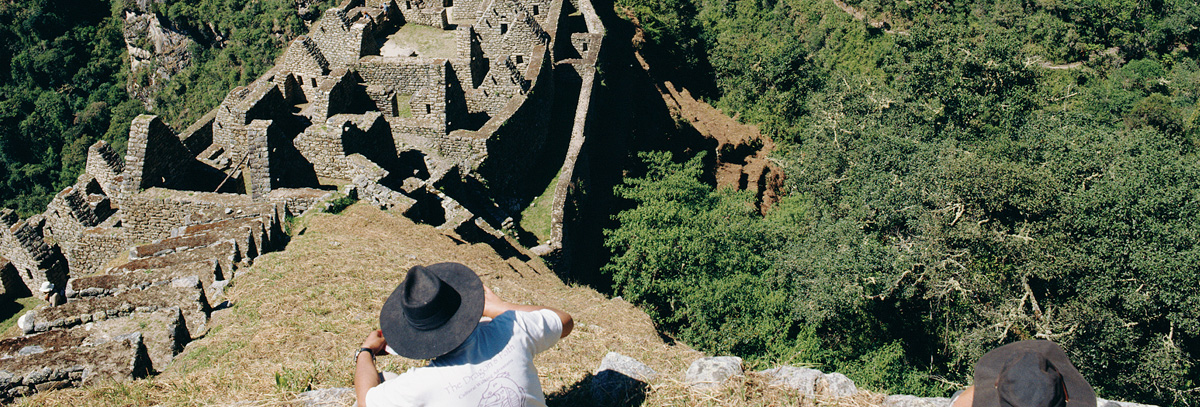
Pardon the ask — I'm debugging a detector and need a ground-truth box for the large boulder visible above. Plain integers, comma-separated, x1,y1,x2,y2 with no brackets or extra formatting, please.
592,352,656,406
758,366,826,396
685,356,743,390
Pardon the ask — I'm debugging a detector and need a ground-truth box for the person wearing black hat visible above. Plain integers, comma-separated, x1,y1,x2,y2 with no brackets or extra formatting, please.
354,263,574,407
949,340,1097,407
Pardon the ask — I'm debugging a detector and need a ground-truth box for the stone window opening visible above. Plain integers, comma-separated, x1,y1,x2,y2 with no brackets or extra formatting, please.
425,104,432,114
311,77,317,87
500,23,508,35
406,0,412,9
532,5,539,15
581,42,588,52
515,55,524,64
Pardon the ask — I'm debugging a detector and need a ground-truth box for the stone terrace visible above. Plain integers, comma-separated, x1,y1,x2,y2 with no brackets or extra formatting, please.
0,0,604,400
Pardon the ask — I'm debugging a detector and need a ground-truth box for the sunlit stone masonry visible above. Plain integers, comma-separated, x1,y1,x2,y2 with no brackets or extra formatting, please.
0,0,604,400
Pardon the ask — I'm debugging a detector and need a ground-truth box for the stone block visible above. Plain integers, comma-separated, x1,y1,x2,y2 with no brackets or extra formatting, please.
70,259,222,301
0,329,90,359
86,307,189,373
685,356,743,390
758,366,826,396
1097,397,1159,407
592,352,655,407
883,395,951,407
174,214,275,255
111,241,240,280
22,283,210,339
297,387,355,406
825,372,858,397
0,333,150,402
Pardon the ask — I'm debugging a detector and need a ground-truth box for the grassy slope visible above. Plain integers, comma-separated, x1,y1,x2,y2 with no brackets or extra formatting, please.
15,204,889,406
12,204,687,405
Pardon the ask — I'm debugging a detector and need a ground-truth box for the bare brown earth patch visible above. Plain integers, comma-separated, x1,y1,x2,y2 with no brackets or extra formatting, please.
626,10,784,212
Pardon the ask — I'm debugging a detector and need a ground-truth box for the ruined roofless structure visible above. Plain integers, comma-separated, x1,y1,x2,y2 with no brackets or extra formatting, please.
0,0,603,399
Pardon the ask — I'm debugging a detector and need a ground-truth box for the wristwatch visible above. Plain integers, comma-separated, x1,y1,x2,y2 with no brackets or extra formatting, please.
355,347,376,364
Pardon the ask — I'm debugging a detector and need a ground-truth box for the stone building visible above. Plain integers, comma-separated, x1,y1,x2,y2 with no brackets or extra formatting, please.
0,0,604,399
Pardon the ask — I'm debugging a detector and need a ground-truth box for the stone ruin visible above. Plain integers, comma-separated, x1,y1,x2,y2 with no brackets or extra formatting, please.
0,0,603,400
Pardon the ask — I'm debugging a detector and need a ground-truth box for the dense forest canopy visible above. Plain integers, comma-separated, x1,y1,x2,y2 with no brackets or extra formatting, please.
0,0,325,215
606,0,1200,404
0,0,138,215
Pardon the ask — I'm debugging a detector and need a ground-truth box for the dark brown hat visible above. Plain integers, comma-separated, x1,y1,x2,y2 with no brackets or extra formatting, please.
380,263,484,359
973,340,1096,407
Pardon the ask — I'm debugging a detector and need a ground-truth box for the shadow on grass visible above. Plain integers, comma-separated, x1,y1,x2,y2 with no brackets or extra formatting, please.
0,295,38,335
546,371,649,407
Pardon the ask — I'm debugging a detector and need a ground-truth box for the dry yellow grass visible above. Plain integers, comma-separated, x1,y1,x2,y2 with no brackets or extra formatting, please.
14,203,883,406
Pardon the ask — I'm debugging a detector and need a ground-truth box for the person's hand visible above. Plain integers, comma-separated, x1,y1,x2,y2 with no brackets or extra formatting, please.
482,284,508,318
362,329,387,354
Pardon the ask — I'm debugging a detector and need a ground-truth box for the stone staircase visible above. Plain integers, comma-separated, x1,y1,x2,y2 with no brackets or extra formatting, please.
0,205,285,402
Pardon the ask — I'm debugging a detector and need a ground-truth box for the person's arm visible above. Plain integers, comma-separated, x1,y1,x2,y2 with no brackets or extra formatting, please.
355,329,387,407
951,385,975,407
482,285,573,338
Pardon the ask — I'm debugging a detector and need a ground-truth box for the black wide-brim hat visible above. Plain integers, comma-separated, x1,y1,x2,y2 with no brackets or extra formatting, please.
973,340,1097,407
380,263,484,360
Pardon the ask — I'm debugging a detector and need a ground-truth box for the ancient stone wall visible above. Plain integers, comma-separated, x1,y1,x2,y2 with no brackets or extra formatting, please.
213,77,291,161
550,48,597,250
295,113,398,181
0,214,69,293
66,227,128,275
44,187,97,248
308,68,370,123
475,0,549,62
279,36,331,77
244,120,275,200
346,154,418,211
463,0,552,114
265,188,332,217
86,141,125,198
355,56,443,96
471,45,554,192
452,26,486,89
294,122,346,179
385,0,447,28
123,115,194,197
121,188,257,244
547,0,603,258
570,32,602,64
0,258,27,299
310,6,365,67
177,109,217,155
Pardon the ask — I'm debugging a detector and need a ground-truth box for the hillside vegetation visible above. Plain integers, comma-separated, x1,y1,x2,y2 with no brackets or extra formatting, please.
605,0,1200,404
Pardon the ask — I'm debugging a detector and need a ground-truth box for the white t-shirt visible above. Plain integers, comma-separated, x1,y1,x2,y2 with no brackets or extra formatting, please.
365,309,564,407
